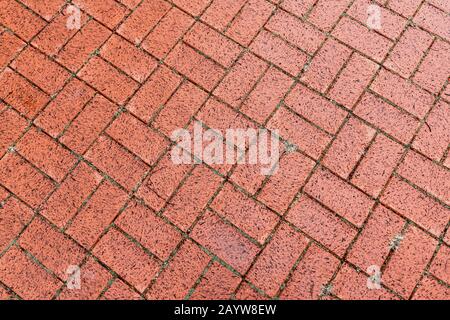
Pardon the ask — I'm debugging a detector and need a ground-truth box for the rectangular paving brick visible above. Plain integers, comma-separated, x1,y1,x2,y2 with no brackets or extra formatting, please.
413,275,450,300
305,167,374,227
429,244,450,285
0,246,61,300
301,38,352,93
347,205,405,271
211,183,279,244
164,166,222,231
351,134,404,197
308,0,352,32
19,218,85,279
414,3,450,42
0,197,33,252
201,0,247,31
328,53,379,109
73,0,128,29
66,180,128,249
35,79,95,138
281,0,316,18
116,200,182,261
16,127,77,182
323,117,376,179
0,109,28,157
383,225,437,298
59,95,117,155
40,161,101,228
93,228,161,292
0,31,25,69
381,176,448,237
20,0,66,20
172,0,210,16
146,240,210,299
191,210,260,274
287,194,357,257
280,244,339,300
247,223,308,296
85,135,149,190
78,57,139,105
0,152,55,208
102,279,141,300
388,0,422,17
332,16,393,62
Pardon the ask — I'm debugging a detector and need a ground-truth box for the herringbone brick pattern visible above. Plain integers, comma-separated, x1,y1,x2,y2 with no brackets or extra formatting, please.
0,0,449,300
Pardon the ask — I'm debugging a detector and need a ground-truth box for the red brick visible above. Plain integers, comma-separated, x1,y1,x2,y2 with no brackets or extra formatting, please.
0,185,8,202
267,107,331,159
191,210,260,274
127,65,182,122
0,0,46,41
146,240,210,299
372,68,434,119
281,0,315,18
0,246,61,300
247,223,308,296
250,30,307,76
0,109,28,156
40,162,101,228
430,245,450,284
289,194,358,256
328,53,378,108
258,152,315,213
0,68,49,118
107,112,169,165
10,46,70,95
333,17,393,62
308,0,352,32
117,0,141,9
413,101,450,161
286,84,348,134
414,3,450,42
0,153,55,208
165,43,225,91
59,95,117,155
332,264,398,300
66,181,128,249
85,135,149,190
185,22,242,68
385,27,433,78
20,0,66,21
72,0,128,29
118,0,170,44
413,276,450,300
58,256,111,300
56,19,111,72
153,81,208,136
201,0,247,31
0,31,25,69
0,197,33,252
428,0,450,12
19,218,85,279
382,176,448,237
280,244,339,300
266,10,326,54
383,225,437,298
93,228,160,292
305,167,374,226
141,7,194,59
136,150,193,211
78,57,139,105
397,151,450,205
0,285,13,300
301,38,352,93
413,40,450,94
16,128,77,182
354,92,420,144
100,35,157,83
32,8,88,56
235,282,267,300
211,183,279,243
102,279,141,300
172,0,210,16
191,261,241,300
323,117,376,179
35,79,95,138
388,0,422,17
348,0,407,40
240,67,293,124
351,134,404,197
226,0,274,46
347,205,405,271
116,200,182,261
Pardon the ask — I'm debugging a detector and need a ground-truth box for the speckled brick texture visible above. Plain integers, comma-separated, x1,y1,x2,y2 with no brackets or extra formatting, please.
0,0,448,300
